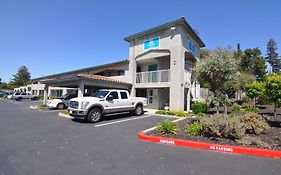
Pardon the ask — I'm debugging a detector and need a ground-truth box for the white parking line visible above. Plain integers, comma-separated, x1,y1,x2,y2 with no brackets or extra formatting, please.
94,115,152,127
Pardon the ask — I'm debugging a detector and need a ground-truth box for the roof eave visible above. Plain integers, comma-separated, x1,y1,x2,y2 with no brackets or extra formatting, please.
124,17,205,47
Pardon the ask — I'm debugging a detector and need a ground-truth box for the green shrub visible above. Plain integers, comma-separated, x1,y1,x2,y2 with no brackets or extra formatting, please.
157,120,177,134
186,121,203,136
231,104,242,111
200,115,245,139
239,113,269,135
199,113,269,140
191,102,207,114
37,104,47,108
37,95,44,100
236,135,270,148
243,106,260,113
62,109,70,115
155,110,189,117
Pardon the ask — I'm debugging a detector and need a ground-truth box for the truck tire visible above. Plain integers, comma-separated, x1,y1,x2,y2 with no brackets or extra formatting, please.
134,104,143,116
87,108,103,123
57,103,65,110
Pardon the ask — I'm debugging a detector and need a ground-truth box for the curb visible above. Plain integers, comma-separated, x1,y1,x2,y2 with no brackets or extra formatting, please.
30,106,38,109
58,112,73,119
138,124,281,159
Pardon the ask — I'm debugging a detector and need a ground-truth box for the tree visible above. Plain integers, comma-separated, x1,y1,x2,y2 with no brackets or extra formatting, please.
240,48,253,72
244,81,265,106
10,65,31,87
265,39,280,73
223,71,256,98
200,49,212,60
264,74,281,117
196,48,239,114
0,77,2,84
238,48,267,80
253,56,267,81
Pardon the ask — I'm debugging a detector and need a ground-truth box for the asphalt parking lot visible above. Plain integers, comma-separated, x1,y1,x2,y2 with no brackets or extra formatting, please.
0,99,281,175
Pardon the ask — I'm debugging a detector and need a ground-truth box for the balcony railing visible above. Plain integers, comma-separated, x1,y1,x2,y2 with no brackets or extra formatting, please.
136,69,170,84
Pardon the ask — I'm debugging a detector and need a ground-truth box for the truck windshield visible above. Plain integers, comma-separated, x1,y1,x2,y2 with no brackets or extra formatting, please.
93,90,109,98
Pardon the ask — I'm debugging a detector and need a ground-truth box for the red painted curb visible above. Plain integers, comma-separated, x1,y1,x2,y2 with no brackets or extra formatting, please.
138,132,281,159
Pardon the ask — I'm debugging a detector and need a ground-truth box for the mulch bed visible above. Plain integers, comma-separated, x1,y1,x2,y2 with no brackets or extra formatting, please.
149,105,281,151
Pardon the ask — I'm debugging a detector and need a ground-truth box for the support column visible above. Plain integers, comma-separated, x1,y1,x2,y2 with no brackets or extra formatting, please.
128,41,136,97
43,85,49,105
186,88,191,112
169,47,185,111
78,82,84,97
62,88,67,95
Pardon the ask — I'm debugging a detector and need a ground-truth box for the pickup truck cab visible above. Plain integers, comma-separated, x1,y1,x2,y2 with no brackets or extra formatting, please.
68,89,147,123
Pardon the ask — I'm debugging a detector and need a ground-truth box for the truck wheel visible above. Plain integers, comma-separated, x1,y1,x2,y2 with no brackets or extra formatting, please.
134,104,143,116
57,103,65,110
87,108,103,123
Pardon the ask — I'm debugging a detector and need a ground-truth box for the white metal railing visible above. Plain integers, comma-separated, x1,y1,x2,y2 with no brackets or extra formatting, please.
136,69,170,84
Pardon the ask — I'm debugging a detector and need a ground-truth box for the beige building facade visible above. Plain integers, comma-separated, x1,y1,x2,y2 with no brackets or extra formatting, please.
31,17,205,111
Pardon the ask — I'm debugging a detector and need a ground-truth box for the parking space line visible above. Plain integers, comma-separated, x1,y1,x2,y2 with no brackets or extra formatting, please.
94,115,152,127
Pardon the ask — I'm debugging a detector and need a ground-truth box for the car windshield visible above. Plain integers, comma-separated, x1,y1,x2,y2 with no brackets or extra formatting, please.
59,94,68,99
92,90,109,98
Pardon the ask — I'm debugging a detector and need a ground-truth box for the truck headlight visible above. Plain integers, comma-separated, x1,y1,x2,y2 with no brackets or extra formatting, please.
81,101,89,109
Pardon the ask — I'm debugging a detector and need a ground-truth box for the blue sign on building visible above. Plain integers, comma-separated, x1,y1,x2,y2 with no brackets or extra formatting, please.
144,38,160,50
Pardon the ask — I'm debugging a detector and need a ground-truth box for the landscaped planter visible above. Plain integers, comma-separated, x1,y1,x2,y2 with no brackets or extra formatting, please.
139,118,281,159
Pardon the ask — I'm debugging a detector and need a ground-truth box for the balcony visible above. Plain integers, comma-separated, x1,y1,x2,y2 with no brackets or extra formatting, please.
136,69,170,87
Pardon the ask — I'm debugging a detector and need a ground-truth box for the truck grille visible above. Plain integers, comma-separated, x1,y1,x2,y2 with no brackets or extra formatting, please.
69,101,79,109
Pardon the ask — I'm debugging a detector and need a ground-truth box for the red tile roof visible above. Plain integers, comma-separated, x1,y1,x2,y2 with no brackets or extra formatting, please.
77,74,131,85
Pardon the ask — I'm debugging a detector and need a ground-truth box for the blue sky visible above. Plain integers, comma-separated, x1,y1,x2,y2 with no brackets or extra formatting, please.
0,0,280,82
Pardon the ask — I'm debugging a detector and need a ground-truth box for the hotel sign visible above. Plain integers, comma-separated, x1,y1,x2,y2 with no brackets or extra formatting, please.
144,38,160,50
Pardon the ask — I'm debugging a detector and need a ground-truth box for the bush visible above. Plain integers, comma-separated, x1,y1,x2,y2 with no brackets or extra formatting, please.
239,113,269,135
236,135,270,148
199,113,269,140
62,109,69,115
157,120,177,134
243,106,260,113
186,121,203,136
37,95,44,100
37,104,47,109
155,110,189,117
191,102,207,114
200,115,245,139
231,104,242,111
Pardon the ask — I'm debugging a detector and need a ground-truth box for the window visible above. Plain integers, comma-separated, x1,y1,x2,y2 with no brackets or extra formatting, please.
21,93,27,95
137,66,141,73
93,90,109,98
15,93,20,95
108,72,112,77
120,92,128,99
108,91,118,99
39,90,44,96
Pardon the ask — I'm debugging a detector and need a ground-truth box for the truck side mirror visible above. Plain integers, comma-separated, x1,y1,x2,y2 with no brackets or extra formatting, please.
106,95,113,101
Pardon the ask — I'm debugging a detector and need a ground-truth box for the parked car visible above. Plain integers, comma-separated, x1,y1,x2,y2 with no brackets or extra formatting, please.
68,89,147,123
0,90,13,97
8,92,38,101
47,93,78,109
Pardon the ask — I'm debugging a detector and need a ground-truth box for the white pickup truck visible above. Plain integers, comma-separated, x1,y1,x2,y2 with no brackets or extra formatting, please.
68,89,147,123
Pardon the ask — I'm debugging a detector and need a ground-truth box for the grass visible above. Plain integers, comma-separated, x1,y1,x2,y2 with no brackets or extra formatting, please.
37,104,47,109
61,109,70,115
155,110,189,117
